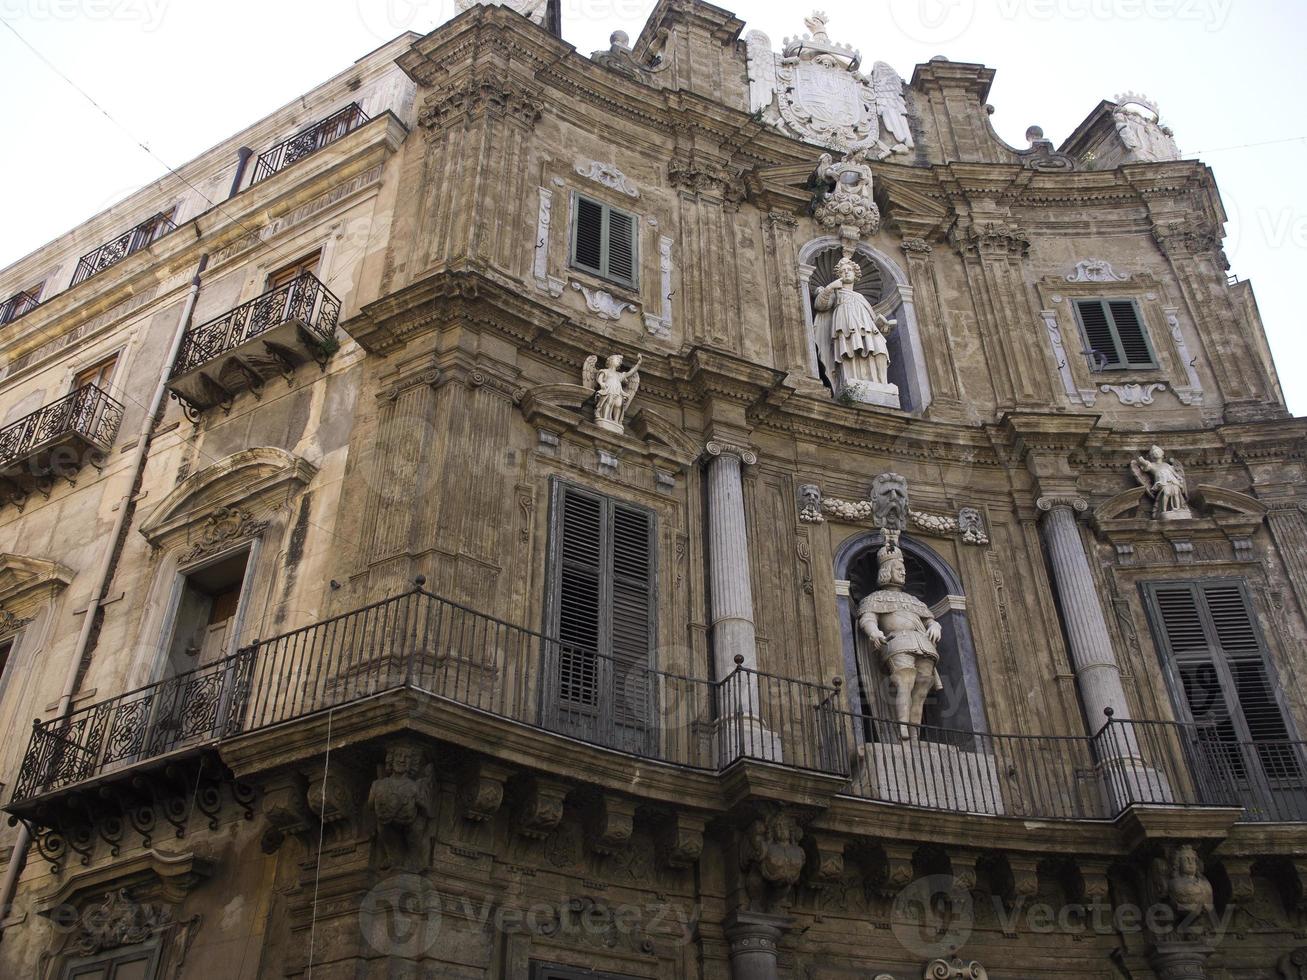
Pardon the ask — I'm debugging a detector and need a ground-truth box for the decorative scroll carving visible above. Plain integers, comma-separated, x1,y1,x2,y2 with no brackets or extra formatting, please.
572,281,635,321
178,507,267,564
643,236,674,339
925,959,989,980
1041,309,1097,406
70,889,172,956
1102,382,1167,406
575,160,640,198
705,441,759,466
0,607,32,635
1067,258,1129,283
533,187,565,298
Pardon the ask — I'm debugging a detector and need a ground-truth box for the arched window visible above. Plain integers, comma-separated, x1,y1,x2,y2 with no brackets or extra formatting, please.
798,238,932,413
833,531,986,741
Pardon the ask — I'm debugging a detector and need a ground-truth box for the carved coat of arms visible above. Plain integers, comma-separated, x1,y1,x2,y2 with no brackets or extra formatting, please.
747,12,914,156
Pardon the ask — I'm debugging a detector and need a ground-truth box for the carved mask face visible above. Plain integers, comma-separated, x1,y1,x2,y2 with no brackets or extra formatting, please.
800,486,820,510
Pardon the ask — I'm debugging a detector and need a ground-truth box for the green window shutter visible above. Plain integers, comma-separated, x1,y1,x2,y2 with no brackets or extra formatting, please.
570,195,638,288
1075,299,1156,370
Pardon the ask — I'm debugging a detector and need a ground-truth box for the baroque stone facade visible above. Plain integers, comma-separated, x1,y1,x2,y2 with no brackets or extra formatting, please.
0,3,1303,979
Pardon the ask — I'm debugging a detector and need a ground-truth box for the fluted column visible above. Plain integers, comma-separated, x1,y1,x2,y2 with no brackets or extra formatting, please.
1037,495,1131,725
706,441,759,680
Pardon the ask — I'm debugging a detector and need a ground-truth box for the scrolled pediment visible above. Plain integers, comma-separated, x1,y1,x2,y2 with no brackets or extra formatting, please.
0,553,74,623
140,447,317,547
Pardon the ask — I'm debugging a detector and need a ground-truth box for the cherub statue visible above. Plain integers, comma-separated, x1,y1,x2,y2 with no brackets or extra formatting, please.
857,530,943,739
583,353,643,434
814,256,897,390
1131,445,1190,520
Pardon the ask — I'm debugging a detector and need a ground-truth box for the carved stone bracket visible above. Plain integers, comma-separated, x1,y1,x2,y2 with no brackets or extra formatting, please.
514,777,570,840
802,833,845,892
656,811,706,869
586,794,636,855
572,281,635,321
458,759,509,823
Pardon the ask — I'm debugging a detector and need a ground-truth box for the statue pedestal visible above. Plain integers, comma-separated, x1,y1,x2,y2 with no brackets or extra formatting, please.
852,740,1006,815
841,380,900,409
595,418,624,435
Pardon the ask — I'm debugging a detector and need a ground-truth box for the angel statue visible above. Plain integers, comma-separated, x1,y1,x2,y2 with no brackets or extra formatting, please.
857,530,944,739
1131,445,1191,520
583,353,643,434
814,256,897,393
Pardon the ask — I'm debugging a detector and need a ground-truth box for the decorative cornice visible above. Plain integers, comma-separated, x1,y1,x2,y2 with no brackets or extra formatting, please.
418,76,544,133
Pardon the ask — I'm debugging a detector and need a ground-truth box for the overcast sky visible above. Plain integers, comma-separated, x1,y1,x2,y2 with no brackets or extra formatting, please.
2,0,1304,413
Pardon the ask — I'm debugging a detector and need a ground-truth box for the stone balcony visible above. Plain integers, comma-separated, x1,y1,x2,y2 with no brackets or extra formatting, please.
166,271,341,417
0,382,125,508
6,584,1303,870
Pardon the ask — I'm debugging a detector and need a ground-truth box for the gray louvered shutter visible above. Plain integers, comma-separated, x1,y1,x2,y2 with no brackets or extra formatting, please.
1076,300,1121,368
1107,301,1155,368
610,503,654,742
570,195,638,288
573,198,605,276
606,209,636,286
557,487,603,710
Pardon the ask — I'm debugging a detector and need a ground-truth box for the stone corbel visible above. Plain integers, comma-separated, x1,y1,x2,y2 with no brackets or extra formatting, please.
259,772,311,854
307,766,361,835
802,833,846,892
1001,854,1041,907
1072,857,1112,906
458,759,509,823
586,794,636,855
656,811,706,869
514,777,570,840
1218,856,1256,908
872,843,917,898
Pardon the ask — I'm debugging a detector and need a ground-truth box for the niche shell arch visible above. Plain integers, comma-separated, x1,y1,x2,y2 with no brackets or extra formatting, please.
798,236,933,413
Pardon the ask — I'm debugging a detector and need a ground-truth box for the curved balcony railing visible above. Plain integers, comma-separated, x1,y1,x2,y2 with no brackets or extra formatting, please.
172,271,341,380
0,383,125,481
9,586,1302,824
250,103,370,185
0,289,41,327
71,212,176,287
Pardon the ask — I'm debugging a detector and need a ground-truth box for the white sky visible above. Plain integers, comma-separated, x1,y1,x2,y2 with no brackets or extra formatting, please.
1,0,1304,414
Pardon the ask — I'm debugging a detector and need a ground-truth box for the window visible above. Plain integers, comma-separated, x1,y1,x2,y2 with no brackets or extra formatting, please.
0,637,12,681
1074,299,1155,370
570,195,638,288
266,252,321,290
1144,580,1297,781
74,354,119,393
0,282,43,326
546,482,655,751
165,550,251,674
62,943,161,979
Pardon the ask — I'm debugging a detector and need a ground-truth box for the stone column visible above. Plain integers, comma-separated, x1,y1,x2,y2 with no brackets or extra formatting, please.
724,912,791,980
705,441,779,762
1037,495,1131,725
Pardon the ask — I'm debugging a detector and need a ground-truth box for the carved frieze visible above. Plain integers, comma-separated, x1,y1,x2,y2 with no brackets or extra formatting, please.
178,507,268,565
1102,382,1167,406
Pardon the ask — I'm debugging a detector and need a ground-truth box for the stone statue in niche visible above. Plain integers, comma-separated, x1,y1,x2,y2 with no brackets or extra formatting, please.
814,256,899,407
1131,445,1191,520
582,353,642,435
871,472,909,531
366,742,434,871
858,530,943,739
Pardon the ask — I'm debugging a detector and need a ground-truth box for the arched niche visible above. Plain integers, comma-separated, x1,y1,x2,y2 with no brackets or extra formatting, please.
833,530,986,739
798,237,933,413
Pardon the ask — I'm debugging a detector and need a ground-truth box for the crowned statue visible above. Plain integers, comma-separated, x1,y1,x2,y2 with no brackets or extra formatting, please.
583,353,642,435
857,529,943,739
814,256,899,406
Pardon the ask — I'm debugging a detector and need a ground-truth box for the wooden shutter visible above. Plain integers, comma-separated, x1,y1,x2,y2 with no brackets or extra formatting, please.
1146,580,1294,762
556,487,603,708
548,483,656,743
1107,301,1154,367
573,197,605,275
1075,299,1155,370
1076,300,1120,368
571,195,638,288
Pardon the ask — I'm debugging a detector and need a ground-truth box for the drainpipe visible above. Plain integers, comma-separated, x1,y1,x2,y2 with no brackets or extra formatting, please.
228,147,254,199
0,252,210,938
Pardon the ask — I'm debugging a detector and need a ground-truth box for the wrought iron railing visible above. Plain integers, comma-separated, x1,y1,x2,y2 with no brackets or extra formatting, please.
250,103,370,185
171,272,341,378
71,213,177,286
0,383,125,477
10,584,1306,824
0,289,41,327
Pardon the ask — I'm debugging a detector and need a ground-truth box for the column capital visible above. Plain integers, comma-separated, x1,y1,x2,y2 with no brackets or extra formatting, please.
1036,494,1089,514
705,440,758,466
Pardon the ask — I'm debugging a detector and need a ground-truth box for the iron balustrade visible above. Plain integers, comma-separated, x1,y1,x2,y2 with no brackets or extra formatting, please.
171,272,341,378
0,289,41,327
70,213,177,286
9,584,1307,825
0,383,125,476
249,103,370,185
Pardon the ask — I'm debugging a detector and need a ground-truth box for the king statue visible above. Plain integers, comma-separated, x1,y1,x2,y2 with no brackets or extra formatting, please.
857,530,943,739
